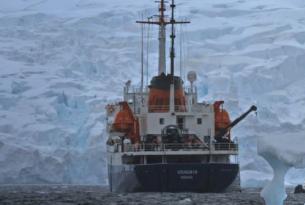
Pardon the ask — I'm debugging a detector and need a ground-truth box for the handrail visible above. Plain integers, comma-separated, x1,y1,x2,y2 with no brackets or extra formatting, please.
111,142,238,153
125,86,197,94
148,105,187,112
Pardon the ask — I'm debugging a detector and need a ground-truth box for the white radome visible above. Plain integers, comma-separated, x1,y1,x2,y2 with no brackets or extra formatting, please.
187,71,197,84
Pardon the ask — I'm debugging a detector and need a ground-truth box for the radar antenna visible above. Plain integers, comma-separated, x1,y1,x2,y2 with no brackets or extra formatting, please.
187,71,197,91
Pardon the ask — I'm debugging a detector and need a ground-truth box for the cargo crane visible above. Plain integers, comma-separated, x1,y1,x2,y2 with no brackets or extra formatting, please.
214,105,257,143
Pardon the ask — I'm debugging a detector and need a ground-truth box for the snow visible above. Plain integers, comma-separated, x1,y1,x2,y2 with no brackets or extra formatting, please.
0,0,305,186
258,132,305,205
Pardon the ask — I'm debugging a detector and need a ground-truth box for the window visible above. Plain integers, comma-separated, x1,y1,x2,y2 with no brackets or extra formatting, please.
160,118,164,125
197,118,202,125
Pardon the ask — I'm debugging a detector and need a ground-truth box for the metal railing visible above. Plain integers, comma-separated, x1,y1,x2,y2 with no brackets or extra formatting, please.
148,105,187,112
110,142,238,153
214,143,239,151
124,86,197,96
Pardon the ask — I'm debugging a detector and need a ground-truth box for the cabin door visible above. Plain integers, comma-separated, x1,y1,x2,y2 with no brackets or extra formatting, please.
176,116,185,130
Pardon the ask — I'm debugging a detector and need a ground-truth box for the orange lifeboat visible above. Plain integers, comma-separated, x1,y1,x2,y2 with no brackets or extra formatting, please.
112,102,140,143
214,101,231,141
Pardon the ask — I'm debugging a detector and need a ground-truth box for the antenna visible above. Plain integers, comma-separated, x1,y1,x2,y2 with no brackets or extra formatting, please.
141,15,144,93
179,24,182,79
146,17,152,88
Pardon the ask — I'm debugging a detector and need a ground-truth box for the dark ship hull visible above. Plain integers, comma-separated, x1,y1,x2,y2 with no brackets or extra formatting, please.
108,163,239,193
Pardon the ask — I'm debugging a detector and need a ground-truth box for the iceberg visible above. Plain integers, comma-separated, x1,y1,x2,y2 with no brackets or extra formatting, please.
258,132,305,205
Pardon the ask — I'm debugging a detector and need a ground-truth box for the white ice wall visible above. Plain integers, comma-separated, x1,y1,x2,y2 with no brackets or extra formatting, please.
0,0,304,185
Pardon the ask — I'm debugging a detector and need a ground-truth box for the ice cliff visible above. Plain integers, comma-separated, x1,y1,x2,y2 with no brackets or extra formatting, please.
0,0,305,185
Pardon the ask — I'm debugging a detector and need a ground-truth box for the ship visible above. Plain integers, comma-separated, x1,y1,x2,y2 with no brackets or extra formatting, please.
105,0,257,193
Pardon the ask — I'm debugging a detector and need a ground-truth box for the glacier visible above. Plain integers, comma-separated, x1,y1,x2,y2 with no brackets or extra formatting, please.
0,0,305,186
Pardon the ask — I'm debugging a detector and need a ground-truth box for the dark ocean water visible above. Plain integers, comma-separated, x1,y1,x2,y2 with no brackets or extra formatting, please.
0,186,304,205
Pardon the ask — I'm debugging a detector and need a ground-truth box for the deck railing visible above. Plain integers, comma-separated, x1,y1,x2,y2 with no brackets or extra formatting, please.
148,105,187,113
109,143,238,153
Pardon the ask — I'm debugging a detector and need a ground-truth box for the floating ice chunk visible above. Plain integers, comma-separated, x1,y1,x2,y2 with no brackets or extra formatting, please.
258,132,305,205
178,198,193,205
259,153,290,205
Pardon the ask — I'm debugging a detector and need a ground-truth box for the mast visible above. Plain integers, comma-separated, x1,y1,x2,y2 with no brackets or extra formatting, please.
136,0,189,77
141,20,144,93
169,0,175,112
170,0,175,80
159,0,166,75
168,0,190,112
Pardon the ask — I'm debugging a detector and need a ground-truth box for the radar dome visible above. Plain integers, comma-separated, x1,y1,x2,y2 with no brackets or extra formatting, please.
187,71,197,83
